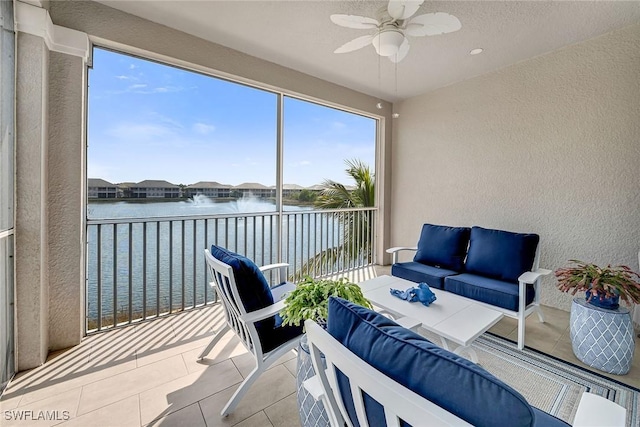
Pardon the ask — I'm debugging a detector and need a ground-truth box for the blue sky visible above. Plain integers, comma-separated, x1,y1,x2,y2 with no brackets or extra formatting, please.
88,48,376,187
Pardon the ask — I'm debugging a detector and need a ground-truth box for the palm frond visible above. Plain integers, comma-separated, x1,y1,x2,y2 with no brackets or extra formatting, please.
296,159,376,278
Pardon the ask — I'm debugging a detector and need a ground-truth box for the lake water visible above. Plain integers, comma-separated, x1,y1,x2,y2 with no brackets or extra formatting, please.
86,197,341,328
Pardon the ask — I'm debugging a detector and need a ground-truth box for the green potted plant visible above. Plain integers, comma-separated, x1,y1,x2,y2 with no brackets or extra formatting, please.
281,276,372,427
280,276,372,328
555,259,640,309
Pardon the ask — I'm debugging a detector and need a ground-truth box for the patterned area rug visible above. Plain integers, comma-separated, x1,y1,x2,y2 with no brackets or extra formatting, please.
468,333,640,427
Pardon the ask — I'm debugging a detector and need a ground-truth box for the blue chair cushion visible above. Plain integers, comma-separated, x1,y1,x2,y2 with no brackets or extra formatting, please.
465,226,539,283
210,245,274,312
260,313,303,353
444,273,535,311
327,297,535,427
210,245,303,352
413,224,470,271
391,261,458,290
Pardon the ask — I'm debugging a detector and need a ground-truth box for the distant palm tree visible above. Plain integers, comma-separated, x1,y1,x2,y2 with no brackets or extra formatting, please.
295,159,375,279
314,158,375,209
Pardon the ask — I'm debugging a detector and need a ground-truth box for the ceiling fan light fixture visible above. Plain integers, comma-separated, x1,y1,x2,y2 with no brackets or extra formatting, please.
372,29,405,57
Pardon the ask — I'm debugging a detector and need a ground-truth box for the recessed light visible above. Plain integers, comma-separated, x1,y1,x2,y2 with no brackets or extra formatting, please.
469,48,484,55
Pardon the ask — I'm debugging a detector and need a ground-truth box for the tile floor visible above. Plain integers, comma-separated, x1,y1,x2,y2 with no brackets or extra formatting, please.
1,267,638,426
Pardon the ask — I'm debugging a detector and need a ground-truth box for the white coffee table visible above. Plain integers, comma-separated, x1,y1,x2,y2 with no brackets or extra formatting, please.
359,275,503,363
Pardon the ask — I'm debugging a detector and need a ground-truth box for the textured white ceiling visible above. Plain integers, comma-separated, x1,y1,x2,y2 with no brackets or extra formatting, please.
97,1,640,101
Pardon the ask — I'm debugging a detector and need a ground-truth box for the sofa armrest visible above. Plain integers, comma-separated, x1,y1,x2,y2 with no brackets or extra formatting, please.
572,392,626,427
386,246,418,264
518,268,552,284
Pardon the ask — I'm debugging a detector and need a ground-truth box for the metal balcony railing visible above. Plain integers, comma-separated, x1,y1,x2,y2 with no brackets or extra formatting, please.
86,207,376,333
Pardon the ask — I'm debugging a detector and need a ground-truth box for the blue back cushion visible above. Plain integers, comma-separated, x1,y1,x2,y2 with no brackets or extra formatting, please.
413,224,470,271
465,226,539,282
209,245,274,315
327,297,535,427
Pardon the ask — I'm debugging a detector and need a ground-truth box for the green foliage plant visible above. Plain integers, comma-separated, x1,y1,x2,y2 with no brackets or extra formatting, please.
555,259,640,305
280,276,372,328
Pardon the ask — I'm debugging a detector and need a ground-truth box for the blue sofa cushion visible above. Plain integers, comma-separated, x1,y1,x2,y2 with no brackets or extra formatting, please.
465,226,539,283
391,261,458,289
413,224,471,271
327,297,535,427
532,408,571,427
210,245,303,352
444,273,535,311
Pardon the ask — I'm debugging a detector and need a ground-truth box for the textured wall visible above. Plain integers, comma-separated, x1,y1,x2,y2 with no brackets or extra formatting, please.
391,23,640,311
47,51,84,350
15,32,49,369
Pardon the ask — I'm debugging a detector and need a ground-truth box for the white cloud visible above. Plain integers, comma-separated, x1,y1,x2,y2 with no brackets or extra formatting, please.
192,123,216,135
331,121,347,130
128,84,147,90
150,113,183,130
299,160,311,166
134,86,183,94
115,75,130,80
107,122,176,142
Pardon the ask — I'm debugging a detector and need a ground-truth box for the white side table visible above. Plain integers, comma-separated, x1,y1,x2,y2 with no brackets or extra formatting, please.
570,298,634,375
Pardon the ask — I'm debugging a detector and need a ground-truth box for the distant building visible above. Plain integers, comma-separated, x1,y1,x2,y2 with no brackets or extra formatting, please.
283,183,304,197
130,180,181,198
233,182,274,198
88,178,118,199
88,178,329,200
118,182,135,198
306,184,325,192
186,181,232,198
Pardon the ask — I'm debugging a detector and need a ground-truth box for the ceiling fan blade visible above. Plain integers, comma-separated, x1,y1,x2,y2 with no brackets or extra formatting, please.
387,0,424,20
404,12,462,37
334,35,374,54
389,37,410,63
330,14,379,30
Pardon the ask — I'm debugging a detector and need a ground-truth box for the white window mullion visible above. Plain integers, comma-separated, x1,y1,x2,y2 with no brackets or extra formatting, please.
275,93,284,264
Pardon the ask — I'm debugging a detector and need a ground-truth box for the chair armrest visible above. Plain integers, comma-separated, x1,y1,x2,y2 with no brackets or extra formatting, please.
518,268,552,284
572,392,626,426
385,247,418,264
259,262,289,284
242,299,286,324
259,262,290,272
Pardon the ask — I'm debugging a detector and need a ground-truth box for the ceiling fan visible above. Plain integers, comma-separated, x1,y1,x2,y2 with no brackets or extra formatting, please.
330,0,461,63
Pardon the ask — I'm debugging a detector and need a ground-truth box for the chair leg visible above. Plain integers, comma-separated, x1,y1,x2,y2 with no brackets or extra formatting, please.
220,365,263,417
536,305,545,323
198,324,230,360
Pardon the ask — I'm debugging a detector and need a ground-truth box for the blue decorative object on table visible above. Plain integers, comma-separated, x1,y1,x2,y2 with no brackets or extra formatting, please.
390,282,437,306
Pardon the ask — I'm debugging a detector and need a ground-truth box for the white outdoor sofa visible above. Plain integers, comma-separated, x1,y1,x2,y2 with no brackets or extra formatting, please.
303,297,626,427
388,224,551,349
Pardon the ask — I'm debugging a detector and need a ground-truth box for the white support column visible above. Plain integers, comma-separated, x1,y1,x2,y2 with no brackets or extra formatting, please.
14,0,89,369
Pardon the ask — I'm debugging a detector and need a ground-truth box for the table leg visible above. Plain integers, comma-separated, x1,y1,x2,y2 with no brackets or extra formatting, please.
453,345,479,364
440,337,479,363
439,336,451,351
